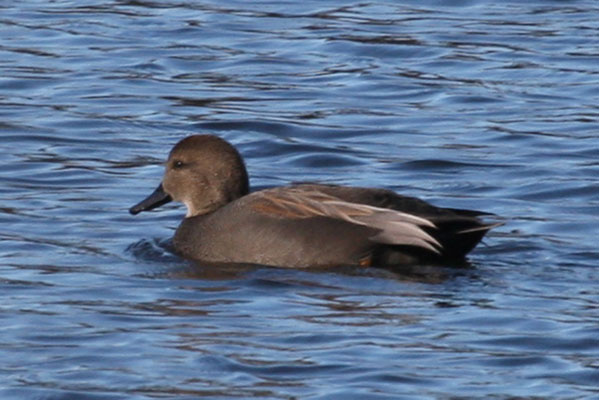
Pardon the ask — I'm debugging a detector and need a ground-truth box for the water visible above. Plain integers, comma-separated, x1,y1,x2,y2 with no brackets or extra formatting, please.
1,0,598,398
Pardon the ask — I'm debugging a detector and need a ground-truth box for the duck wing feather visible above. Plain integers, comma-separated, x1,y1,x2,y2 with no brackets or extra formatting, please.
251,187,442,254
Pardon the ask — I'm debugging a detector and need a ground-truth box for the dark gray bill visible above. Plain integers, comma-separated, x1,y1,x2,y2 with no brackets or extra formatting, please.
129,183,172,215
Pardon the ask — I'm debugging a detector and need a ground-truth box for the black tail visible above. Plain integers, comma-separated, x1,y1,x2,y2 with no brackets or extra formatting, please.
428,215,502,259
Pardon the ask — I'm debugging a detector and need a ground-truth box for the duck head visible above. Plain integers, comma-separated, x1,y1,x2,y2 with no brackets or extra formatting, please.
129,135,249,217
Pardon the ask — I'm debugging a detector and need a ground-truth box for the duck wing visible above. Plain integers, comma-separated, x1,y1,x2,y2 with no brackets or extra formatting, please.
250,187,442,254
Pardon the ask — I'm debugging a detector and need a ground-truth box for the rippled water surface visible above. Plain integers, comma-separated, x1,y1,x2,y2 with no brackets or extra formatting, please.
1,1,598,399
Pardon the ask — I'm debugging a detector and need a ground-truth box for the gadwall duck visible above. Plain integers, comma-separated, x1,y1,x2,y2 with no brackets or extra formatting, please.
130,135,499,268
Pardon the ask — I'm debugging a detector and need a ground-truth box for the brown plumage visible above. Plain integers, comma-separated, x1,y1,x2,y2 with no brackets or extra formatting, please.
130,134,500,268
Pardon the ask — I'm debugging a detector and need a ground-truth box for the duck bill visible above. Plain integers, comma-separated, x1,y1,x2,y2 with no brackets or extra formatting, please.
129,183,172,215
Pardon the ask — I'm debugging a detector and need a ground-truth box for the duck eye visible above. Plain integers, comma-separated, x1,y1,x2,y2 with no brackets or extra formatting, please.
173,160,185,169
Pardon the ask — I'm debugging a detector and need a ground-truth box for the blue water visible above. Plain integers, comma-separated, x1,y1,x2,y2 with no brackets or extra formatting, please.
1,1,598,399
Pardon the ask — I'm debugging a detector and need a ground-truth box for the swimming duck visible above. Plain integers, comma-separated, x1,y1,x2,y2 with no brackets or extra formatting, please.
130,135,498,268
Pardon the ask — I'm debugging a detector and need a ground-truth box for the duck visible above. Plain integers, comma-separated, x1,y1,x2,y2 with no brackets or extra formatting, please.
129,134,499,268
